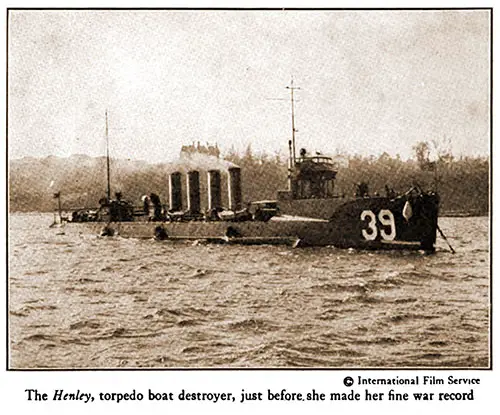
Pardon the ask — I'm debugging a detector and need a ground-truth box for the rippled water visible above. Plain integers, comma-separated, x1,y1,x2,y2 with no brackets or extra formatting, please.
8,213,490,369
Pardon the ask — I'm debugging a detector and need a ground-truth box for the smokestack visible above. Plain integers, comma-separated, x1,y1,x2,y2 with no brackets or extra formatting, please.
169,172,182,211
207,170,222,211
186,170,201,214
228,167,242,211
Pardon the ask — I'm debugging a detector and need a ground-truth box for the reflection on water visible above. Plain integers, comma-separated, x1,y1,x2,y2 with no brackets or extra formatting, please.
8,214,490,368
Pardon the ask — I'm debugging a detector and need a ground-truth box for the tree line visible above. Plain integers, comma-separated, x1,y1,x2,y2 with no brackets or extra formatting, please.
9,142,489,215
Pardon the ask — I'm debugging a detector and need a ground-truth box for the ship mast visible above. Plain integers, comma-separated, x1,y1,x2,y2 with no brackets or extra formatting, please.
105,109,111,202
286,78,300,167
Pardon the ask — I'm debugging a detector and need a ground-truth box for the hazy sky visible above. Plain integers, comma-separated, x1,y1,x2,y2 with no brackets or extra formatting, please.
8,9,490,163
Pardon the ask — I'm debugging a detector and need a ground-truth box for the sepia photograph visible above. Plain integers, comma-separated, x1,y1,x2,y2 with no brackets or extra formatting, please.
7,8,491,369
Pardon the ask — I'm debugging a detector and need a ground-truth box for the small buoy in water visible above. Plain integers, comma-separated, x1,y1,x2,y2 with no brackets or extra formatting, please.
402,200,413,222
101,226,115,237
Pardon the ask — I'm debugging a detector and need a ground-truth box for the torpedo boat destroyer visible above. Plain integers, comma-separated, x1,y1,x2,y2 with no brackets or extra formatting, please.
63,157,439,250
61,84,440,251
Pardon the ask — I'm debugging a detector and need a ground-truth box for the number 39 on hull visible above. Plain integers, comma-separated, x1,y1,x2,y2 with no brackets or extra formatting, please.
325,189,439,251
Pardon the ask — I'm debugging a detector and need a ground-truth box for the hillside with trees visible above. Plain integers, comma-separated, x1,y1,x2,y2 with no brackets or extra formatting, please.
9,142,489,216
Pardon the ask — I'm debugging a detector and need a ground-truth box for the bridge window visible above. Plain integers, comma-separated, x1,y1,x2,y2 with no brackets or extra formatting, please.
295,179,335,199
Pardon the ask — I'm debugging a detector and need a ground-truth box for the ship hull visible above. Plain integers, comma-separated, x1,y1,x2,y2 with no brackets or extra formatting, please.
64,193,439,251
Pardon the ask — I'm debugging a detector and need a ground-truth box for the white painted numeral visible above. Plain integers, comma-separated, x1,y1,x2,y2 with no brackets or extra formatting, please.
361,210,378,241
378,209,396,241
360,209,396,241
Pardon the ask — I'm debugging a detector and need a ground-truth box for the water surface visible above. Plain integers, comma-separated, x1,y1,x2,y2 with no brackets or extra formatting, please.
8,214,490,368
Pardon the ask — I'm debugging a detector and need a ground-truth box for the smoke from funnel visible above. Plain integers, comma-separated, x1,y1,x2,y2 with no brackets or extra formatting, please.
175,152,239,171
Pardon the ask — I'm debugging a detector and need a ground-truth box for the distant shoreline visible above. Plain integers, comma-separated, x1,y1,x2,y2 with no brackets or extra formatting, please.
7,210,489,218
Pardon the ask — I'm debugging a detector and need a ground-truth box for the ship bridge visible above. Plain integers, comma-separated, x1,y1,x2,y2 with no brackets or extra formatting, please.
291,154,338,199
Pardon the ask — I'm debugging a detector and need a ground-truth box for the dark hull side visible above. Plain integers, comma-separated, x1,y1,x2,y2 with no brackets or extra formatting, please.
327,193,439,251
64,193,439,251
